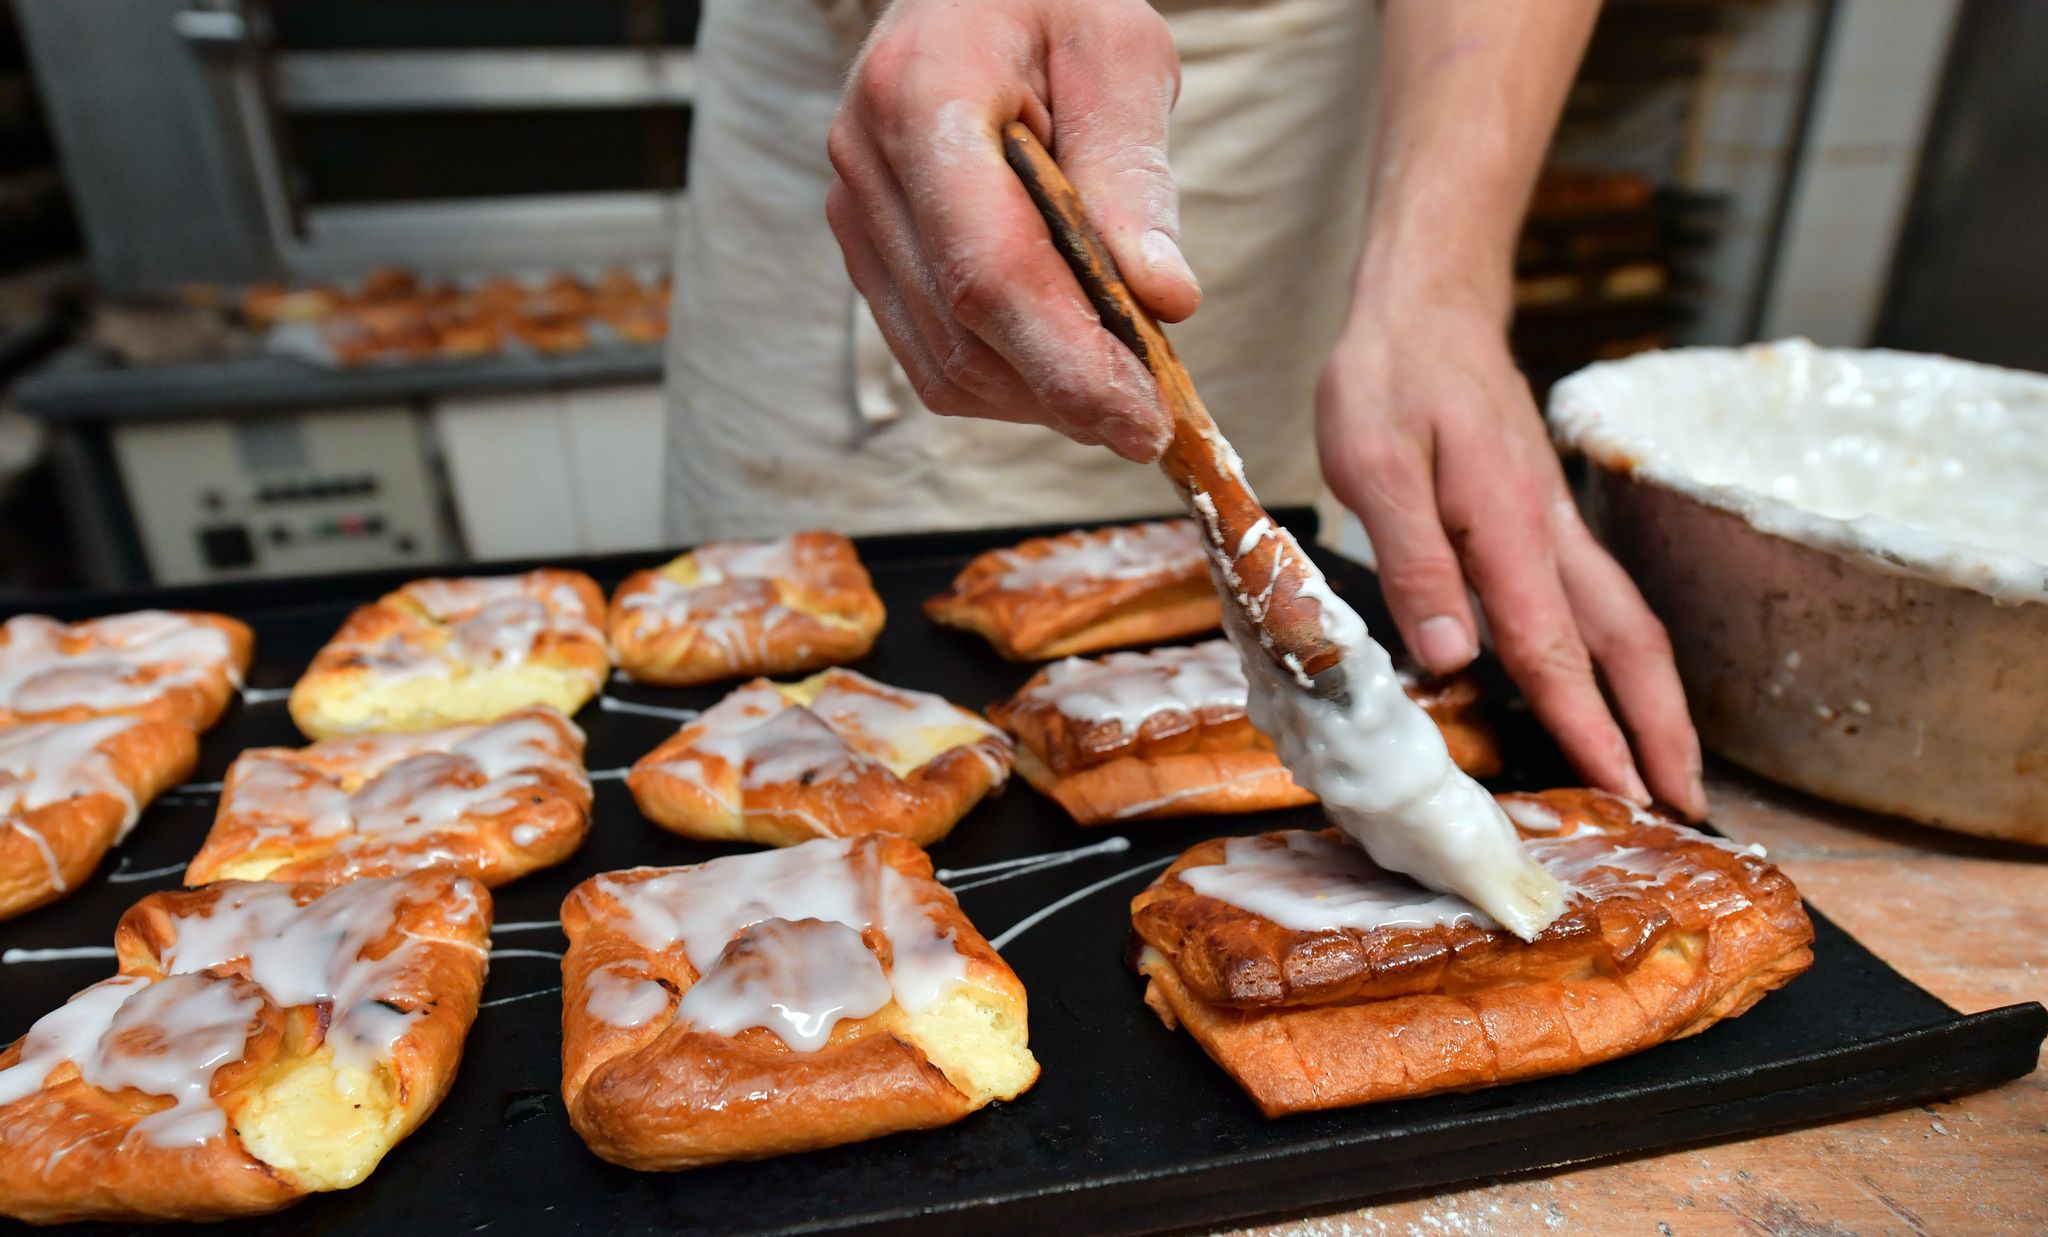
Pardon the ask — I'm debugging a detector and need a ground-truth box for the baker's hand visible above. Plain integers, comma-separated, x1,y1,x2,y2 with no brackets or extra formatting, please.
1317,298,1707,817
826,0,1196,462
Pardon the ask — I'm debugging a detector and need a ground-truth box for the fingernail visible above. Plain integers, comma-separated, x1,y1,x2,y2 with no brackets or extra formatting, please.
1099,414,1169,463
1686,752,1709,818
1622,765,1652,806
1142,229,1199,293
1414,616,1476,671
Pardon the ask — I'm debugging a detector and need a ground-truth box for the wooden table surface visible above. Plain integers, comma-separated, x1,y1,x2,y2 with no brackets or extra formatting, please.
1224,763,2048,1237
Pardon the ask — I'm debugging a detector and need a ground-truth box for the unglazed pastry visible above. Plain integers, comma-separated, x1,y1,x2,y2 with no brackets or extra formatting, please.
185,706,591,888
627,668,1011,848
1130,789,1814,1117
608,531,885,686
924,520,1221,660
0,717,197,921
988,640,1501,825
289,570,607,739
559,835,1038,1169
0,611,253,731
0,871,491,1222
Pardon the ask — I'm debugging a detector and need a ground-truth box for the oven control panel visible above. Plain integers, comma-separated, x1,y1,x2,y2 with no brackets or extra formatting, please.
110,405,458,584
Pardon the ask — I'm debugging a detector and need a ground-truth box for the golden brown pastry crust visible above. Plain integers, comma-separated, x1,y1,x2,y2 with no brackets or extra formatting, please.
0,717,197,921
288,570,608,739
0,871,491,1223
924,520,1221,660
608,531,885,687
1131,789,1814,1116
559,836,1035,1170
627,669,1011,848
0,611,253,731
986,643,1497,824
185,706,592,888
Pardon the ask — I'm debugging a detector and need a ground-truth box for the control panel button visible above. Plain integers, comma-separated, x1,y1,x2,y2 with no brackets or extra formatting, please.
198,524,255,570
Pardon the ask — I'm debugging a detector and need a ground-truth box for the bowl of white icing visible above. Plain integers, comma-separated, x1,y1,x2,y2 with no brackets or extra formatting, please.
1550,338,2048,844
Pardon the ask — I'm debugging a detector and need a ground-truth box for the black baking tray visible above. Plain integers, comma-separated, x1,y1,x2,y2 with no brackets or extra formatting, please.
3,513,2042,1236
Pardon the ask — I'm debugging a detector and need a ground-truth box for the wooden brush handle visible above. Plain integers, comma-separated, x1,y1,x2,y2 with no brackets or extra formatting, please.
1000,121,1343,681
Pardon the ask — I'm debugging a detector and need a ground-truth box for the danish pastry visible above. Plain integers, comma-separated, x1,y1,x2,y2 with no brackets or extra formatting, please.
1130,788,1814,1116
289,570,608,739
987,640,1499,825
608,531,885,686
627,668,1011,848
0,870,491,1222
925,519,1220,660
0,716,197,921
185,706,592,888
0,611,254,731
559,834,1037,1169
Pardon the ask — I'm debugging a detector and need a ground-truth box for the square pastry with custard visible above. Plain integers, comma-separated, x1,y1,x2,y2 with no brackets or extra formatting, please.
924,519,1220,660
185,706,591,888
0,611,254,731
0,716,197,921
0,871,491,1223
987,639,1499,825
1130,789,1814,1117
559,834,1038,1169
627,668,1011,847
608,531,885,686
288,570,608,739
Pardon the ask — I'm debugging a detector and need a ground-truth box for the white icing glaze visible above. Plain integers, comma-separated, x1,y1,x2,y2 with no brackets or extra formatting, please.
0,612,236,716
618,535,825,648
592,836,966,1051
993,520,1205,592
1024,640,1247,732
1215,554,1564,940
1550,339,2048,604
1186,814,1757,934
1181,832,1485,932
656,670,1004,800
0,874,478,1147
341,573,602,687
0,717,145,858
671,917,891,1050
583,959,672,1029
221,711,586,858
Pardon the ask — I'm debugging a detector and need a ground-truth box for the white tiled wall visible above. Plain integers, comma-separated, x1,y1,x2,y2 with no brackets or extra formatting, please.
1760,0,1961,344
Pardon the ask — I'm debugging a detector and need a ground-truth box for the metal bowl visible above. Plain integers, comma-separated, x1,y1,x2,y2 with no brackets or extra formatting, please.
1552,342,2048,845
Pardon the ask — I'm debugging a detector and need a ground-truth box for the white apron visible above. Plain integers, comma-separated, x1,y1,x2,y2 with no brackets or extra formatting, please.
663,0,1377,541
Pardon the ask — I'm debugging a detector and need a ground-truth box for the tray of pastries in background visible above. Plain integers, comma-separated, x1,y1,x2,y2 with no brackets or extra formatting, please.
0,513,2040,1235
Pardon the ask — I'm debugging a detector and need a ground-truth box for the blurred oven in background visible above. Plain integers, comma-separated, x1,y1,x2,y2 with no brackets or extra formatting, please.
7,0,1967,586
11,0,696,586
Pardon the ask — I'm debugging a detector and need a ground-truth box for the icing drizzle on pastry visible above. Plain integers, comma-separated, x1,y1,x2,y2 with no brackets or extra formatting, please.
215,709,587,866
992,520,1205,593
653,669,1009,802
589,836,966,1050
618,535,852,657
343,573,602,687
0,875,482,1147
0,717,148,890
1023,639,1247,731
0,612,237,716
1182,800,1759,934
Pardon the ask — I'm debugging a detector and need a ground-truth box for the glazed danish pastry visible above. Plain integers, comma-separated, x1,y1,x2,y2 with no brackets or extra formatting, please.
0,611,253,731
0,716,197,921
560,834,1038,1169
987,640,1499,825
627,668,1011,848
608,531,885,686
0,870,491,1223
1130,789,1813,1116
289,569,607,739
185,706,592,888
924,519,1220,660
